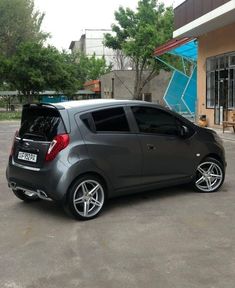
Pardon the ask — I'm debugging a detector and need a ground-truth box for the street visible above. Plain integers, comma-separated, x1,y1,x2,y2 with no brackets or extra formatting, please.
0,121,235,288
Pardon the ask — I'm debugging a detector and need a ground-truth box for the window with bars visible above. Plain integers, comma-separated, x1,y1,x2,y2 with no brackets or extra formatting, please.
206,53,235,109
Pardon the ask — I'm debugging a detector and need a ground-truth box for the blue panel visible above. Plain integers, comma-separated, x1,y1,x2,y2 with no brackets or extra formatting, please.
182,67,197,114
164,71,189,113
169,40,198,61
41,95,68,103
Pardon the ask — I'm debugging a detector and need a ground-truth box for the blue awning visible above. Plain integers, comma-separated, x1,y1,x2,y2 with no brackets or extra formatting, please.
154,38,198,115
169,39,198,61
154,38,198,62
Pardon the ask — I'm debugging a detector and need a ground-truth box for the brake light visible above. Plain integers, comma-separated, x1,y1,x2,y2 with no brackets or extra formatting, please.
45,134,70,161
10,130,19,156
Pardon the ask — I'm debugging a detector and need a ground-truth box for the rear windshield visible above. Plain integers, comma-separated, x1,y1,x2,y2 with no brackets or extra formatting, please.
19,106,66,141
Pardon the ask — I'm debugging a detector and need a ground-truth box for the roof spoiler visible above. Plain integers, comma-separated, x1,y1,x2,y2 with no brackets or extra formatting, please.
23,103,65,110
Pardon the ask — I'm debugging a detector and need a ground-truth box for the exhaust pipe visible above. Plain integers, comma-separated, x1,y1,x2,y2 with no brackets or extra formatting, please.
8,182,52,201
9,181,17,189
36,190,52,201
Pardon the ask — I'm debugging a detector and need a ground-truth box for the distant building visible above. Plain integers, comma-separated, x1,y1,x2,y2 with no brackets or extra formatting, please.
69,29,131,70
100,70,171,104
83,80,101,98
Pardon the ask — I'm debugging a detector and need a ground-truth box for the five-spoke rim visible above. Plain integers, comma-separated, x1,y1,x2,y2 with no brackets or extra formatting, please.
73,180,105,218
195,161,223,192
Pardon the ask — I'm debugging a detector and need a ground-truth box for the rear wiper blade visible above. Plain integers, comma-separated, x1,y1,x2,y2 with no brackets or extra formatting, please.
21,133,47,141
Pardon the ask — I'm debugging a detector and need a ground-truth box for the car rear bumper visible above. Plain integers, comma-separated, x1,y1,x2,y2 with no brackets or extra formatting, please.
6,157,69,202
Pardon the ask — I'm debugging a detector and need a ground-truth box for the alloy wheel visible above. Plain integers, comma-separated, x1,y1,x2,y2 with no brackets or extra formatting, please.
195,161,223,192
72,179,105,218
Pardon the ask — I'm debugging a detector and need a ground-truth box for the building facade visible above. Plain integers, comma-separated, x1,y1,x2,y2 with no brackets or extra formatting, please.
174,0,235,127
100,70,171,104
69,29,131,70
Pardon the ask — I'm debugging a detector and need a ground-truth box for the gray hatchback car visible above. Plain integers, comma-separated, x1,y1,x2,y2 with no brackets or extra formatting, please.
6,99,226,220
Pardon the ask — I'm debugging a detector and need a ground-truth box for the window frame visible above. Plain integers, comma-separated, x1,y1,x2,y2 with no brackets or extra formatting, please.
206,52,235,110
81,106,132,134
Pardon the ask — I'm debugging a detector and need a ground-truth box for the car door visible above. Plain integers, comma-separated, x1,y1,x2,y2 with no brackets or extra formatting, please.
130,106,196,185
80,106,142,191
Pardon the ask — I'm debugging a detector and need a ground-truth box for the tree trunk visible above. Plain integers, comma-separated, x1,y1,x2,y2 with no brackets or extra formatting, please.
133,67,142,100
133,69,145,100
133,68,160,101
26,92,33,104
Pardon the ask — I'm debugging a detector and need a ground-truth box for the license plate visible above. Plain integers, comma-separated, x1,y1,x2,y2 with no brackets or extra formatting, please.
18,151,37,163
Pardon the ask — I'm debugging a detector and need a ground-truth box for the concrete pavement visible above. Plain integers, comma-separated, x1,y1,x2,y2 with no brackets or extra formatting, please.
213,128,235,142
0,121,235,288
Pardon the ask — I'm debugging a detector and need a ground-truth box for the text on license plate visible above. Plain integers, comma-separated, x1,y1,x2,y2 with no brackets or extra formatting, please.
18,151,37,163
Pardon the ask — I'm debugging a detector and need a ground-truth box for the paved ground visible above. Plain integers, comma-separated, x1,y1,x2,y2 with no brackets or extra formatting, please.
0,121,235,288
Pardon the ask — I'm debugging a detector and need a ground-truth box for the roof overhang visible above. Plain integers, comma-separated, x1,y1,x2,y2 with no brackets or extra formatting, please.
154,37,197,62
173,0,235,38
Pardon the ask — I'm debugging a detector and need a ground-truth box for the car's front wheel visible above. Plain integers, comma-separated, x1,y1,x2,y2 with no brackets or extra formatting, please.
65,175,106,220
194,157,225,192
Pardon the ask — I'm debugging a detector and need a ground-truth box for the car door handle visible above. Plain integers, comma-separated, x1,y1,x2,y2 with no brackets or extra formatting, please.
147,144,156,150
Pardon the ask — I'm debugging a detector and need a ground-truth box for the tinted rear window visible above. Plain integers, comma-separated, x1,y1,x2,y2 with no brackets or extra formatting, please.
92,107,129,132
19,106,66,141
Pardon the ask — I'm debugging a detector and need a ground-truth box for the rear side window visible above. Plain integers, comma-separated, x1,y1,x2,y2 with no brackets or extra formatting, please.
19,106,66,141
92,107,129,132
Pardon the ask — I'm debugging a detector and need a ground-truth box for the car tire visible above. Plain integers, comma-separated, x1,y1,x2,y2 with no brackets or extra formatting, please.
64,175,106,220
193,157,225,193
12,189,40,202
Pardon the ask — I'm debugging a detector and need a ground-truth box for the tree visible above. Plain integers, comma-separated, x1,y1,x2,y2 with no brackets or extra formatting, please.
0,54,7,86
112,49,134,70
0,0,48,57
7,42,80,102
86,54,112,81
71,52,112,88
104,0,174,100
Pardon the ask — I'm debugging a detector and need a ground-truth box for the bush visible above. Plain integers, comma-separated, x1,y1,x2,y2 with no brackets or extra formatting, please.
0,111,21,120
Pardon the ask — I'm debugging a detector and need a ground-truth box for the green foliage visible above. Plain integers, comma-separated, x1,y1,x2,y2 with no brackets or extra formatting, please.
1,43,110,102
6,42,80,101
0,0,48,57
71,52,112,88
87,54,112,81
0,55,7,85
104,0,174,99
0,0,111,102
0,111,21,121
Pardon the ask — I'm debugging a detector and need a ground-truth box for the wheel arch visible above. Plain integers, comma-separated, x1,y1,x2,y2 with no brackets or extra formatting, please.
201,153,224,167
65,171,112,202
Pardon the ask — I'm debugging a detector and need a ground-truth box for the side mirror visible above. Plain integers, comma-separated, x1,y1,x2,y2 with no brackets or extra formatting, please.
179,125,189,138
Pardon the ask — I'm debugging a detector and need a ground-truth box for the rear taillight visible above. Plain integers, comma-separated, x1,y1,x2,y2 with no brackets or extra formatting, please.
45,134,70,161
10,130,19,156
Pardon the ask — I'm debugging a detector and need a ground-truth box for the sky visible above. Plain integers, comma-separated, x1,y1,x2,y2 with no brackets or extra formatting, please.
34,0,185,51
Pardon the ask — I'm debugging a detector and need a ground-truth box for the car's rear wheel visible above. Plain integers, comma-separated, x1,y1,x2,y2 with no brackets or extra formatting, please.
194,157,225,192
12,189,40,202
65,175,106,220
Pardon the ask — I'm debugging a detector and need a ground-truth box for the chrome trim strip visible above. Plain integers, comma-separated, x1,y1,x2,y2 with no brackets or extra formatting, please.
15,136,51,144
12,158,41,171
